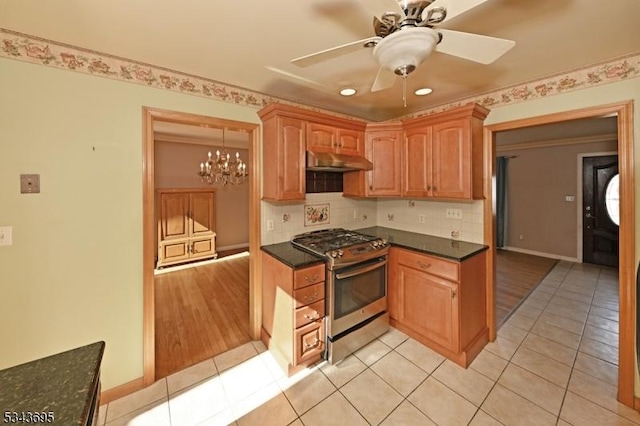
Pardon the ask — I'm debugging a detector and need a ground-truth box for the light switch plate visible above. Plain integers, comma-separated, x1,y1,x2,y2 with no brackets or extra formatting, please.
0,226,12,246
20,174,40,194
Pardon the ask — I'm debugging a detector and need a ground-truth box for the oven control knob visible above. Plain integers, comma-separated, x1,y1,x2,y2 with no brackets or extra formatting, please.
381,239,388,246
371,241,378,248
337,250,344,257
329,250,338,258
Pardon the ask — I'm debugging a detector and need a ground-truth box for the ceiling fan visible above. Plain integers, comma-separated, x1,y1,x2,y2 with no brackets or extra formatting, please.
291,0,516,94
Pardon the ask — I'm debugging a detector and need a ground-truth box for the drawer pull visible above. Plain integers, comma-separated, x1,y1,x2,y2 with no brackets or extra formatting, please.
304,274,319,283
304,338,320,349
417,261,431,270
303,292,318,302
304,311,320,320
452,289,457,299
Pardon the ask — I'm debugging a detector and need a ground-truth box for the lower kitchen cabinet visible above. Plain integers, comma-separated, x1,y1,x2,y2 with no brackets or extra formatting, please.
388,247,488,367
261,253,326,375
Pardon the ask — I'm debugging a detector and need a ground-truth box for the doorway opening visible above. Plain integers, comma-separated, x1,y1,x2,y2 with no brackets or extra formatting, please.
142,107,261,386
484,101,635,407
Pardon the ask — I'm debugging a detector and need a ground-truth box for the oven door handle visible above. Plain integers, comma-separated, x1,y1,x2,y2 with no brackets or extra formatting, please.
335,259,387,280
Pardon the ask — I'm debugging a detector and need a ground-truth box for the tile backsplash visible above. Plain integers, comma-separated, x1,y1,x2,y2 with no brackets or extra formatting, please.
376,199,484,244
261,194,484,245
261,193,377,245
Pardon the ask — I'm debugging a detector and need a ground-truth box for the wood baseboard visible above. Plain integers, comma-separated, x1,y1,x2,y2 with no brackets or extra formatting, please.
100,377,145,405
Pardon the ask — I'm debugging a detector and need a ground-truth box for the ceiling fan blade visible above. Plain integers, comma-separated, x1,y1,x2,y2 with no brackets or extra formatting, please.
423,0,488,24
435,29,515,64
359,0,404,19
371,66,396,92
292,36,382,68
266,66,329,91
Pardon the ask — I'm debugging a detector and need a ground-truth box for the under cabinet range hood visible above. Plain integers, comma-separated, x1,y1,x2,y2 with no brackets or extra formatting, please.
306,151,373,172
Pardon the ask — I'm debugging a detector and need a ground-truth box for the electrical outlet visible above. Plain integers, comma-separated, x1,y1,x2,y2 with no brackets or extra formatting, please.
451,230,460,239
418,214,425,224
266,219,274,231
282,213,290,222
387,214,394,221
0,226,12,246
446,208,462,219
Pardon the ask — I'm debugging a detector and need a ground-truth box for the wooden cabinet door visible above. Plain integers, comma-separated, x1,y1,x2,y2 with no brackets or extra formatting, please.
307,122,337,153
189,191,215,237
366,128,402,196
337,129,363,156
403,127,433,197
395,263,459,351
159,192,189,240
278,116,306,200
431,119,471,199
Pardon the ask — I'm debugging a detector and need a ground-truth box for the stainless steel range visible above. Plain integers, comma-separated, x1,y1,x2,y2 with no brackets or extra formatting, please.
291,228,390,364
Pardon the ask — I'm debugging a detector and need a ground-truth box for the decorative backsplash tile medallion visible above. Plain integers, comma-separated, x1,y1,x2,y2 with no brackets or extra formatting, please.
304,204,330,227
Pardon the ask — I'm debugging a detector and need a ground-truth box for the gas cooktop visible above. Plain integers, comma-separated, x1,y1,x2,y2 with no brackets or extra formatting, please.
291,228,388,268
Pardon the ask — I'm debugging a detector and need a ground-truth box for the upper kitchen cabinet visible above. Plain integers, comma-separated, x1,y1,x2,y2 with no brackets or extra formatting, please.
344,122,403,197
307,120,364,156
402,103,489,200
258,103,367,201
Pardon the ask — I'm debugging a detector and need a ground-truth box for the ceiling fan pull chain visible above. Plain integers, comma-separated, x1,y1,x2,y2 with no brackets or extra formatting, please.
402,74,407,108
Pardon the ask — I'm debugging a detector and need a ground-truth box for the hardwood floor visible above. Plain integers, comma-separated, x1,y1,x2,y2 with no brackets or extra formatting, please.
496,249,558,327
154,252,251,379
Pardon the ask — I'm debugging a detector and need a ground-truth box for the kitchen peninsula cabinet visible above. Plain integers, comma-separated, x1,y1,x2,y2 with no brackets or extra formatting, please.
344,122,403,197
402,103,489,200
388,246,488,367
258,103,367,201
156,188,217,268
261,252,326,375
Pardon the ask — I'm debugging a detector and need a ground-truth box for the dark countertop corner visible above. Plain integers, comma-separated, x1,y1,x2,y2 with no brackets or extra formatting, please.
261,241,324,269
356,226,488,261
0,341,105,425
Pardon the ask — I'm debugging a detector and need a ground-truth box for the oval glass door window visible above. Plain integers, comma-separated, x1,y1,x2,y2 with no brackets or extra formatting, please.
605,174,620,225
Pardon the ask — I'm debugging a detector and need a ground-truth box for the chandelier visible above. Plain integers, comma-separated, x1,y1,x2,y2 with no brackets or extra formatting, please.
197,128,248,186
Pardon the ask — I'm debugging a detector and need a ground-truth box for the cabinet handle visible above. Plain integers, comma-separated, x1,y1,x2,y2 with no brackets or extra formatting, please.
304,292,318,303
304,338,320,349
417,261,431,270
452,289,457,299
369,185,373,191
304,311,320,320
304,274,319,283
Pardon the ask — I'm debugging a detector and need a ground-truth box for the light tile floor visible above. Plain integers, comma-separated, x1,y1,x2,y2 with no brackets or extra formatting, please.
99,261,640,425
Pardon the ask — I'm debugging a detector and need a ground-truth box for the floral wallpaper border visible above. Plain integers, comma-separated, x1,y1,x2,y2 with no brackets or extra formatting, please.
1,28,639,119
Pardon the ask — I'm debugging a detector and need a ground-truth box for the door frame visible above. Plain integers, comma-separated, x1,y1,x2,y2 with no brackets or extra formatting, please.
483,101,635,407
142,107,261,386
577,151,618,263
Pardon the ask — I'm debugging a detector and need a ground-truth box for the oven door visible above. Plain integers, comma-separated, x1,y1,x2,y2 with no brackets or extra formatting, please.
328,256,387,337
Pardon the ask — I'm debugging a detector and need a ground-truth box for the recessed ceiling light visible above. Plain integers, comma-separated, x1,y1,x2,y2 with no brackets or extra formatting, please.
414,87,433,96
339,88,357,96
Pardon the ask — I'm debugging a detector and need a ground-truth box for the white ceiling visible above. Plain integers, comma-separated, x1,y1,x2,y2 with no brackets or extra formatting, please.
2,0,639,122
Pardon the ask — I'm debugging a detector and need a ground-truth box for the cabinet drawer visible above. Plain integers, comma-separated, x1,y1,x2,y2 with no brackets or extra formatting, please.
295,299,325,328
294,282,325,308
294,264,325,289
295,320,325,364
396,249,459,282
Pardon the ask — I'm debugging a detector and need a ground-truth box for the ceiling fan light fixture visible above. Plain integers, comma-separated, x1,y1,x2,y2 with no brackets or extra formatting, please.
339,87,357,96
373,27,439,75
414,87,433,95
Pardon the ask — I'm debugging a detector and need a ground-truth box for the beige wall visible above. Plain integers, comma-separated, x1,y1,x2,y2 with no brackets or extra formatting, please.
2,54,639,396
499,141,617,259
0,58,259,390
154,141,249,249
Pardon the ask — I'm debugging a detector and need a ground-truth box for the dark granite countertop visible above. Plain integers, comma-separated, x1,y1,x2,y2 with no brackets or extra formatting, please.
261,241,324,269
261,227,487,268
356,226,488,261
0,341,105,425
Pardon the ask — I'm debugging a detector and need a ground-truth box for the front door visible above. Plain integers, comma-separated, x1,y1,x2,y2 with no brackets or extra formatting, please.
582,155,619,267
